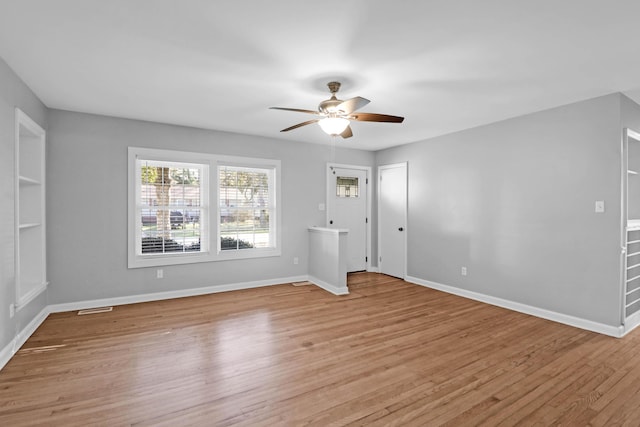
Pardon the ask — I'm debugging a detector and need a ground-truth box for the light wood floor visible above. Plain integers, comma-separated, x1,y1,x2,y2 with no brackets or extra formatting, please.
2,273,640,426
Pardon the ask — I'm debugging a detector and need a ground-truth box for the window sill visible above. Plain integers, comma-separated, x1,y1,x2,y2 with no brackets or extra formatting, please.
128,252,214,269
128,248,281,268
216,247,281,261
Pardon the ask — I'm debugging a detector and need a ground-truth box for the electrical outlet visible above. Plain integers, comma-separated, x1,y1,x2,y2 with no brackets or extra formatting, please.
318,203,325,211
157,269,164,279
9,303,15,318
595,200,605,213
293,257,299,265
461,267,467,276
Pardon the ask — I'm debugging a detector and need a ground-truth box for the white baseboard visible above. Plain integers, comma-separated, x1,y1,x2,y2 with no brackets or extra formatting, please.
48,275,309,314
0,343,14,372
308,275,349,295
0,306,50,371
405,275,624,338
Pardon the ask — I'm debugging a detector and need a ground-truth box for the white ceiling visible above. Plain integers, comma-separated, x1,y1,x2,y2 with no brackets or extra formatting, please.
2,1,640,151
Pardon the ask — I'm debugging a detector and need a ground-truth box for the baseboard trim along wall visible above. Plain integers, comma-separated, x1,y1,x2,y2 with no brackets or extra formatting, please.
308,275,349,295
48,275,309,314
0,307,50,371
1,275,309,371
405,275,625,338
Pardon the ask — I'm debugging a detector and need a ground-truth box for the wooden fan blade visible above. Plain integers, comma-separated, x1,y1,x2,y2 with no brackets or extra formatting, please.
350,112,404,123
337,97,370,114
270,107,320,115
280,119,319,132
340,125,353,139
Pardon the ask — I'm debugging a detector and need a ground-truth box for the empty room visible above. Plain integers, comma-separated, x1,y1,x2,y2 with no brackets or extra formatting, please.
4,1,640,425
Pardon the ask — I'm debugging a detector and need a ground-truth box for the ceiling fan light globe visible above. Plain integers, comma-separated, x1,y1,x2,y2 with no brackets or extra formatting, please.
318,117,350,136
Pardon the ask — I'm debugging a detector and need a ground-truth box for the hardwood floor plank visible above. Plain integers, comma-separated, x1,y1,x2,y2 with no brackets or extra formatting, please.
1,273,640,426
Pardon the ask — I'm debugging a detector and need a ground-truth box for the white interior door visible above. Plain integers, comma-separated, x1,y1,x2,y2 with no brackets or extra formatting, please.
378,163,407,278
327,165,368,272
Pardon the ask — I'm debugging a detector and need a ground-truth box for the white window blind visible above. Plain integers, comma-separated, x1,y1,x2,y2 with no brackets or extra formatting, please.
218,165,276,251
137,159,208,255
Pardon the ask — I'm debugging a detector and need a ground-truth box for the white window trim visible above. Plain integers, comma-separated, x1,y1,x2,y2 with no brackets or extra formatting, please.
215,155,281,261
128,147,281,268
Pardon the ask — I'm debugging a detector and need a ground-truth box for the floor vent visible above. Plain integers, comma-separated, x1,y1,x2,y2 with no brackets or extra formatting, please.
78,306,113,315
292,281,312,287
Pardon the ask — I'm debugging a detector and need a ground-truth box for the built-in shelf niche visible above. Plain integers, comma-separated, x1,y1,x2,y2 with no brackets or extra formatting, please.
14,108,47,310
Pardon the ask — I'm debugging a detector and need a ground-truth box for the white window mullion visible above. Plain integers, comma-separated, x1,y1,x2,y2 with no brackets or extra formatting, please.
129,148,279,268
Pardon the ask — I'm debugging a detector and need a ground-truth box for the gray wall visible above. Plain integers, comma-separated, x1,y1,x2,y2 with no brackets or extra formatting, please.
0,58,48,352
376,93,624,327
46,110,374,304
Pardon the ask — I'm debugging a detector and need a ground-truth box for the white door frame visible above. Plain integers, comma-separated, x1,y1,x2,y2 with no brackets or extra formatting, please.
326,163,373,272
377,162,408,279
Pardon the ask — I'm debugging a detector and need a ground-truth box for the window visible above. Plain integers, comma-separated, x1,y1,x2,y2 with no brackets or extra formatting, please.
215,157,280,260
139,160,205,254
218,165,275,251
128,147,280,268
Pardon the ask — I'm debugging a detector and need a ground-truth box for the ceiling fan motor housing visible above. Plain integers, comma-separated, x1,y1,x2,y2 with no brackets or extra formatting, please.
319,81,345,115
319,96,343,115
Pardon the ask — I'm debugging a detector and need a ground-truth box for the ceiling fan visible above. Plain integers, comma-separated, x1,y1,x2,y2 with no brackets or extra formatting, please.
270,81,404,139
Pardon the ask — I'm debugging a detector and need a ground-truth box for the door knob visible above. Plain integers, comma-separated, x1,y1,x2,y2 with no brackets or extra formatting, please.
398,227,404,231
329,220,333,225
